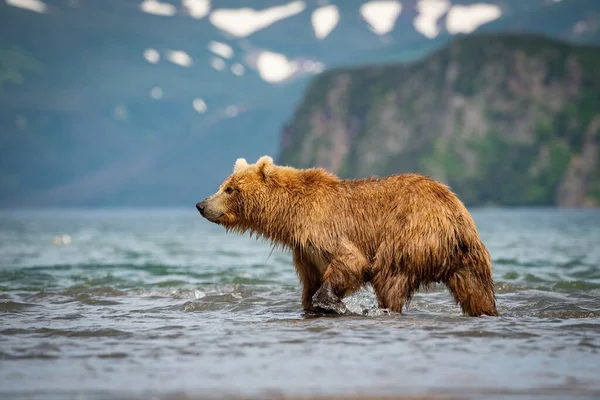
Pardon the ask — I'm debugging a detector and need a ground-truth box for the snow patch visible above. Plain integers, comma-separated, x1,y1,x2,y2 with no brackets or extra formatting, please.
207,41,234,59
446,4,502,34
256,51,298,83
166,50,193,67
210,57,226,71
414,0,450,39
226,105,241,118
311,5,339,40
6,0,47,13
209,1,306,37
193,98,207,113
183,0,210,19
231,63,245,76
150,87,163,99
360,1,402,35
144,48,160,64
139,0,176,16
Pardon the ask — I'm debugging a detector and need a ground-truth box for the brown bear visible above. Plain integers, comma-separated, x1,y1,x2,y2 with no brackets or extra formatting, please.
196,155,498,317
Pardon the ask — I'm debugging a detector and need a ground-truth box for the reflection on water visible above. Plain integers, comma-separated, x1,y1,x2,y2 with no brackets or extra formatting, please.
1,208,599,400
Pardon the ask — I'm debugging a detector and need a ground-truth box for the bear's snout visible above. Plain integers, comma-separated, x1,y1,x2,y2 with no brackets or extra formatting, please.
196,201,206,216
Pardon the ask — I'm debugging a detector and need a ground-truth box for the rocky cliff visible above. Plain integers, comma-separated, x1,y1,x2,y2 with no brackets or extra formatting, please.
278,34,600,207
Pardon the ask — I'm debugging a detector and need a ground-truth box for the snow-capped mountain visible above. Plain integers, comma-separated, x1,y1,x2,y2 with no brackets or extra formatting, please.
0,0,598,206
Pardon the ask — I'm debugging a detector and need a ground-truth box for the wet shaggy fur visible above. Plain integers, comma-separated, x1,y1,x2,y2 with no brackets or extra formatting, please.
197,156,498,317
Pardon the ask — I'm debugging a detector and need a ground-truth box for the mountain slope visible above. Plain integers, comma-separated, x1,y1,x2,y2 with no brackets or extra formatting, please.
278,34,600,207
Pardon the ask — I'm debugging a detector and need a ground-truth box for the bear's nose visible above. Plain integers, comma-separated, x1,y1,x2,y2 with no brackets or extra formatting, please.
196,201,206,216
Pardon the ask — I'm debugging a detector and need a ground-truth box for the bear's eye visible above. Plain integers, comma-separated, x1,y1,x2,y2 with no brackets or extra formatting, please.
225,186,234,194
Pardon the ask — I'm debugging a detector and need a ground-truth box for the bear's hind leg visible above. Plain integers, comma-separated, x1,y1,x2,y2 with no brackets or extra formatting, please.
371,271,413,313
312,240,368,314
446,268,498,317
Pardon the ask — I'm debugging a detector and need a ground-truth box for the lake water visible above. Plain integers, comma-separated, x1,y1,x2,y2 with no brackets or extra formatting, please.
1,208,599,400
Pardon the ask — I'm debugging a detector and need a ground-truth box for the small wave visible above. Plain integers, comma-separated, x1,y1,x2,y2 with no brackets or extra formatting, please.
494,281,525,293
52,313,85,321
70,294,122,306
155,279,191,288
570,267,600,280
536,309,600,319
97,352,129,359
0,301,37,312
578,339,600,349
62,285,127,297
231,276,279,285
129,304,182,314
493,258,548,268
502,271,519,280
135,284,255,301
182,300,222,312
0,269,57,289
494,276,600,294
180,293,249,312
449,330,540,339
0,352,59,360
494,257,520,265
0,328,131,338
523,273,548,283
559,323,600,332
552,280,600,292
215,249,243,257
24,286,126,306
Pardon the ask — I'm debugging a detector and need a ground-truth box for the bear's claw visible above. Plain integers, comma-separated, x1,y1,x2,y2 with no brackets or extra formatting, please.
312,285,347,315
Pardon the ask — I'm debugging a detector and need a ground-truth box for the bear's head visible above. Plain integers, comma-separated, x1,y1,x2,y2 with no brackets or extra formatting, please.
196,155,282,233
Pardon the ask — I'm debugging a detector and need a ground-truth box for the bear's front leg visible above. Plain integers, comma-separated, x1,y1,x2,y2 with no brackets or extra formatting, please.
312,240,368,314
292,249,324,312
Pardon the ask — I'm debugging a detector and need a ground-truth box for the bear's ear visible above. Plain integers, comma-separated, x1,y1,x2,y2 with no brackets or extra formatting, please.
256,155,274,179
234,158,249,173
256,155,273,167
